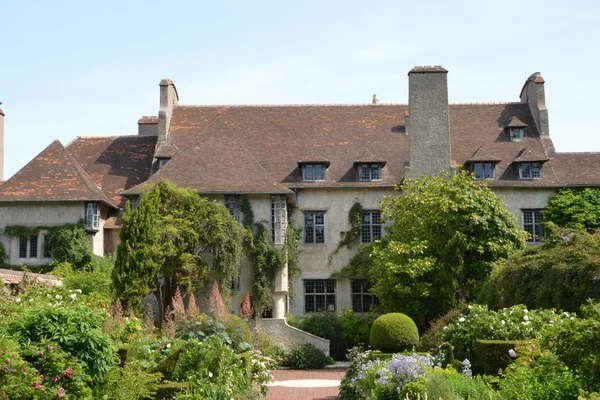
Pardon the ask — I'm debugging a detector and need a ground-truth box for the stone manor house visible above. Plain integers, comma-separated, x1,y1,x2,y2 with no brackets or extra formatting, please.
1,66,599,319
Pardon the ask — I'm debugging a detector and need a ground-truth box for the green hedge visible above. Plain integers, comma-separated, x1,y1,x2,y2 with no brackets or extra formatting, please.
475,339,528,375
154,381,192,399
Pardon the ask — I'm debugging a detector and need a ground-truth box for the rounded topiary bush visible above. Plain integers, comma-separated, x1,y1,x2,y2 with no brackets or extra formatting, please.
282,343,333,370
369,313,419,353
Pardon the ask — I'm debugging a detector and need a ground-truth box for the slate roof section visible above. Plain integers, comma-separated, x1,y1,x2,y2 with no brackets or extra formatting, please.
513,147,549,163
0,140,116,206
465,146,502,163
124,118,291,195
67,135,157,208
553,153,600,187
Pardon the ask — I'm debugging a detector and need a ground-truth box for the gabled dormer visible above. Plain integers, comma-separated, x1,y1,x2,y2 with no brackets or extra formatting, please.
512,147,548,179
353,150,386,181
506,116,528,142
297,151,330,182
464,146,501,180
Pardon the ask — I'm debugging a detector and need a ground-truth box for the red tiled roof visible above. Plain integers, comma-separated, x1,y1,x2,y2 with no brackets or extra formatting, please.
506,116,528,127
0,140,116,206
553,153,600,187
66,135,157,208
465,146,502,163
156,104,409,190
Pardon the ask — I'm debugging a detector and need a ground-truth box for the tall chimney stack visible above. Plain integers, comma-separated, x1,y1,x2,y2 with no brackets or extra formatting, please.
157,79,179,145
520,72,549,137
405,66,452,178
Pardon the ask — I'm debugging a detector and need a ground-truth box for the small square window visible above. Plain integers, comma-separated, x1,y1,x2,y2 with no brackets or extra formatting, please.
473,162,495,179
519,162,542,179
304,280,335,313
303,164,325,181
359,164,381,181
510,128,524,141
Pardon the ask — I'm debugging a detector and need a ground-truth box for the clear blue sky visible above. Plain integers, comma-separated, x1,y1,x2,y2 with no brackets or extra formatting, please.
2,0,600,179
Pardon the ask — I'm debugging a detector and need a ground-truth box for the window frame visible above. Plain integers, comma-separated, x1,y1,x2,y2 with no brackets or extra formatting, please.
157,158,170,169
361,210,382,244
472,162,495,179
225,195,241,222
304,280,336,313
302,164,326,182
271,195,287,244
85,202,100,230
519,162,542,179
304,211,325,244
18,234,47,260
509,127,525,142
359,163,382,181
522,209,544,243
351,280,378,313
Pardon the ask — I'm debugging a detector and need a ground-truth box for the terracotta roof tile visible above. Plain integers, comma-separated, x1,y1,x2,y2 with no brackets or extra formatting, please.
0,140,116,205
67,136,157,208
506,116,528,127
465,146,502,162
513,147,549,163
553,153,600,186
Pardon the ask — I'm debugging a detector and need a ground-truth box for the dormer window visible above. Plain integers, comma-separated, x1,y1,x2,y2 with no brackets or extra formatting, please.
359,164,381,181
303,164,325,181
85,202,100,230
157,158,170,169
510,128,524,142
472,162,495,179
519,162,542,179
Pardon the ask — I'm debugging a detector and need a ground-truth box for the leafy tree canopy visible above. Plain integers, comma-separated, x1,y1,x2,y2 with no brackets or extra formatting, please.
113,179,247,322
543,188,600,232
370,169,526,325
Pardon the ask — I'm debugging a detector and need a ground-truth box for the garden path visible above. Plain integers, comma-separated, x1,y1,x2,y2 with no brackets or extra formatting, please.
267,368,346,400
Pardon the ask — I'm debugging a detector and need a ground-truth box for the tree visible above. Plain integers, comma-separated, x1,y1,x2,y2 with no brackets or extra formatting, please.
543,188,600,232
112,179,246,322
370,170,526,326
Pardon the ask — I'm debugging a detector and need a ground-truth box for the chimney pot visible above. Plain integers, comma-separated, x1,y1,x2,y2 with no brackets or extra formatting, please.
372,94,379,105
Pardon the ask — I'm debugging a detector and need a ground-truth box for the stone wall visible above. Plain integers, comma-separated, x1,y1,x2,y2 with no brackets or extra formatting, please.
254,318,330,356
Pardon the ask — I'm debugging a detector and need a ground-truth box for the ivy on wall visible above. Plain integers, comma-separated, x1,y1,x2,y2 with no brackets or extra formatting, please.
329,201,363,263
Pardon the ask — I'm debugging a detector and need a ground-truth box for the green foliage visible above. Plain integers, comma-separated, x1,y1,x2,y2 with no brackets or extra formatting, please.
369,313,419,353
254,331,287,364
172,336,249,398
339,309,377,348
248,225,284,318
421,367,498,400
418,307,463,352
3,225,40,236
478,226,600,311
0,241,7,267
285,223,302,285
46,222,94,269
539,301,600,392
499,354,581,400
282,343,333,370
544,188,600,232
371,170,526,324
475,340,524,376
6,304,118,381
330,243,373,281
240,197,254,229
113,179,246,321
51,259,113,296
440,304,571,363
96,360,162,400
330,201,364,262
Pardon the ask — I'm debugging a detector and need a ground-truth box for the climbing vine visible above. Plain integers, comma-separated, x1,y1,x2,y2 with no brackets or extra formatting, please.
329,201,363,263
240,197,254,230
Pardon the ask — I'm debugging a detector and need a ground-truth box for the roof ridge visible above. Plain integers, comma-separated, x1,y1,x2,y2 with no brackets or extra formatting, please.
176,103,408,108
449,102,525,106
557,152,600,155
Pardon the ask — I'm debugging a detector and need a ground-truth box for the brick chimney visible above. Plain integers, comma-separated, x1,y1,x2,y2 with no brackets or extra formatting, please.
0,106,4,181
157,79,179,144
137,116,159,136
405,66,452,178
520,72,549,137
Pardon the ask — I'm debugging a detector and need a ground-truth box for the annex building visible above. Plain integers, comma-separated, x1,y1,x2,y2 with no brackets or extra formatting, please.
1,66,599,318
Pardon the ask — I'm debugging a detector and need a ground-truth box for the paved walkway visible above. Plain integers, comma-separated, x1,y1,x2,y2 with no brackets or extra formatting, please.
267,369,347,400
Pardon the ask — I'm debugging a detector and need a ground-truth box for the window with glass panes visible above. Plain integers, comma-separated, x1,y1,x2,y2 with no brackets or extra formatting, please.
19,235,39,259
351,280,378,312
225,195,240,221
303,164,325,181
523,209,544,242
271,195,287,244
359,164,381,181
304,212,325,244
510,128,524,141
361,211,382,244
519,162,542,179
85,202,100,230
304,280,335,313
472,162,494,179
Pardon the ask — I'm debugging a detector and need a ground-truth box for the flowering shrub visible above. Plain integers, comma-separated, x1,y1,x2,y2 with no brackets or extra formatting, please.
441,304,571,361
249,349,276,396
